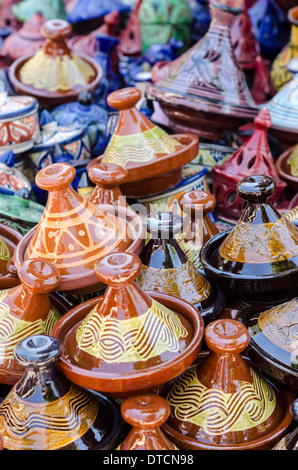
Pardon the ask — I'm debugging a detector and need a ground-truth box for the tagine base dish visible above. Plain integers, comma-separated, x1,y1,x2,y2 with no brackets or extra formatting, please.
276,146,298,192
51,291,204,399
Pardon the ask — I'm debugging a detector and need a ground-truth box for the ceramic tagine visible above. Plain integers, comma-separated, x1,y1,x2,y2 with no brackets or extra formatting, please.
276,144,298,192
273,398,298,449
0,83,40,153
201,175,298,295
0,222,22,290
239,297,298,395
87,87,198,198
118,0,142,58
176,189,220,270
51,91,110,157
139,0,193,54
212,109,287,223
87,163,128,208
51,251,204,398
12,0,67,23
271,5,298,92
146,0,259,141
66,0,130,28
190,0,211,44
13,162,145,294
249,0,290,60
0,150,31,195
265,59,298,147
117,394,178,450
0,258,64,384
28,110,91,171
0,189,44,234
2,12,46,62
9,19,103,107
0,334,123,449
136,212,225,325
161,318,293,450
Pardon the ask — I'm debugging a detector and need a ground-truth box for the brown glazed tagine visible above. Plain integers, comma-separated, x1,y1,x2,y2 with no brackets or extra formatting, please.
0,258,63,385
238,297,298,395
13,162,144,294
201,174,298,295
146,0,259,141
0,334,122,450
276,144,298,192
135,212,225,325
51,252,204,399
161,319,294,450
176,189,220,270
0,223,22,290
273,398,298,450
9,19,103,107
212,109,287,223
87,87,199,198
117,394,178,450
87,162,128,207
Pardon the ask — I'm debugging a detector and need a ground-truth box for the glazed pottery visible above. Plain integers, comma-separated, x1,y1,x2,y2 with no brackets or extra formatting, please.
276,144,298,192
51,91,110,156
66,0,130,26
177,189,220,270
0,222,22,290
12,0,66,23
271,6,298,92
212,109,287,222
146,0,259,141
13,162,145,294
89,87,198,198
136,212,225,325
0,190,43,232
118,0,142,57
9,19,103,107
239,298,298,395
28,111,91,171
162,319,293,450
0,150,31,195
0,334,122,449
117,394,178,450
249,0,290,60
0,0,21,32
188,142,233,172
139,0,192,54
251,55,275,105
0,88,39,153
0,258,63,384
265,59,298,146
201,175,298,294
273,399,298,449
51,252,204,398
87,163,127,207
190,0,211,44
2,12,46,62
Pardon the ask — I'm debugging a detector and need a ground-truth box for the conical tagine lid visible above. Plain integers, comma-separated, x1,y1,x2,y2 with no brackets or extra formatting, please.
210,174,298,277
64,252,193,374
24,163,135,292
163,319,286,447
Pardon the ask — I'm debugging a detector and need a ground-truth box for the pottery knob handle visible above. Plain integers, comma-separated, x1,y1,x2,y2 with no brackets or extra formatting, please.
88,163,128,189
179,190,216,217
205,319,250,355
107,87,142,110
94,252,142,287
41,19,72,41
14,334,62,369
35,163,76,191
253,109,271,130
18,259,61,294
144,212,183,237
121,394,170,429
236,175,276,203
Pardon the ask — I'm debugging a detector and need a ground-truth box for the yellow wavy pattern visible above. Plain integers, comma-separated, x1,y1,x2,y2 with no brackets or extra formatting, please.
76,299,188,363
167,365,276,434
0,237,10,261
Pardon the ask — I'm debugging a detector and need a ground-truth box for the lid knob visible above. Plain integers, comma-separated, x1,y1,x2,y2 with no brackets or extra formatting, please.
35,163,76,191
236,175,276,203
14,334,62,369
88,163,128,189
179,190,216,217
41,19,72,41
94,252,142,287
205,319,250,354
107,87,142,110
121,394,170,429
18,259,61,294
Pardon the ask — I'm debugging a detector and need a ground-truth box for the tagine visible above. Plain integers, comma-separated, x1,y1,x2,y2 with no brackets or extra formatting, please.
0,334,122,449
51,251,204,398
0,222,22,290
87,162,128,207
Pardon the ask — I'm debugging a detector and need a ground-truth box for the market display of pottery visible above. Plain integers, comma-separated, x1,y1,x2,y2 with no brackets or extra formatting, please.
0,0,296,453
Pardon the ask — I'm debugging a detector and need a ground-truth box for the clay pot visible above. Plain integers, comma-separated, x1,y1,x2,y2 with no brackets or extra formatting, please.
87,162,128,207
0,223,22,290
276,145,298,192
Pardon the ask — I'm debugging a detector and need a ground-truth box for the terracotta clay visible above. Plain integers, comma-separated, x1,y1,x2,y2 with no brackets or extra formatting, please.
87,162,128,207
